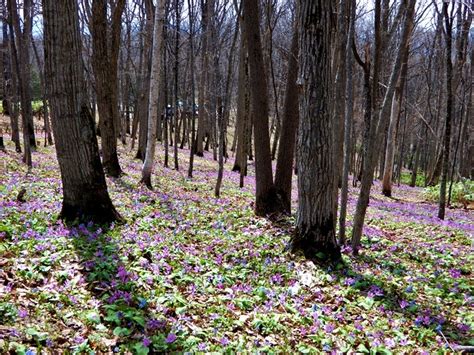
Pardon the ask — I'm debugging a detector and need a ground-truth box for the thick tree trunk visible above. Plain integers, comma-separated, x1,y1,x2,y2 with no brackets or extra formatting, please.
290,0,340,262
141,0,166,188
242,0,282,216
43,0,121,223
274,21,299,214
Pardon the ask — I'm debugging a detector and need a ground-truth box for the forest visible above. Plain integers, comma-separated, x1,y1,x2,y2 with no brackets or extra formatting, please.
0,0,472,353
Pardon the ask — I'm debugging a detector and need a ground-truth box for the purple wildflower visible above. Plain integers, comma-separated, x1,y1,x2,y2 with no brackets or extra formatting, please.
165,333,177,343
324,323,335,333
344,277,355,286
399,299,408,309
457,323,470,332
18,308,28,318
449,269,461,278
385,338,396,348
143,337,151,347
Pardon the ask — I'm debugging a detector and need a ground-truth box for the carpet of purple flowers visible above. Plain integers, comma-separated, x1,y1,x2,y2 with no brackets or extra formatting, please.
0,140,472,354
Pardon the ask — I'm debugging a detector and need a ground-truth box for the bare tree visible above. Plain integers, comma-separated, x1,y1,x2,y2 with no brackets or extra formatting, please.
351,0,416,254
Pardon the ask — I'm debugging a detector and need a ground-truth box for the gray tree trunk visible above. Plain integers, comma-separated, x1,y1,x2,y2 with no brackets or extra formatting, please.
135,0,154,161
274,19,299,214
338,0,356,245
1,9,21,152
43,0,121,223
438,2,454,220
91,0,125,177
290,0,340,261
187,0,197,178
141,0,166,188
8,0,34,166
243,0,283,216
351,0,416,254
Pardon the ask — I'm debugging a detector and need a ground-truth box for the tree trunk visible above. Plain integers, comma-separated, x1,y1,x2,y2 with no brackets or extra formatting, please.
382,36,411,197
187,0,197,178
8,0,33,166
31,38,53,146
43,0,121,223
438,2,454,220
410,144,420,187
333,0,348,189
215,4,240,197
135,0,154,160
232,20,249,174
338,0,356,245
242,0,282,216
141,0,166,188
290,0,340,262
91,0,125,177
1,11,21,152
196,0,212,157
351,0,416,254
274,19,299,214
173,0,182,170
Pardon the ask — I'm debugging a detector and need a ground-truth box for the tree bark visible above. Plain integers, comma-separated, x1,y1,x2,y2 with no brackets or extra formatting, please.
141,0,166,188
173,0,182,170
382,31,412,197
91,0,125,177
290,0,340,262
43,0,121,223
196,0,212,157
243,0,282,216
338,0,356,245
187,0,197,178
351,0,416,254
1,9,21,152
232,25,250,175
215,7,240,197
8,0,34,166
31,38,53,146
135,0,154,161
274,19,299,214
438,2,454,220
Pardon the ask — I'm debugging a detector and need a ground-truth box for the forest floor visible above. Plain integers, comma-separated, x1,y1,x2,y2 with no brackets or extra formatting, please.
0,135,473,354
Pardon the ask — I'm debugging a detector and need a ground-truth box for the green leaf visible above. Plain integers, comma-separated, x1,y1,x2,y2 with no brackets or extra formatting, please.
113,327,131,337
133,342,150,355
356,343,370,353
86,311,101,324
361,297,374,310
